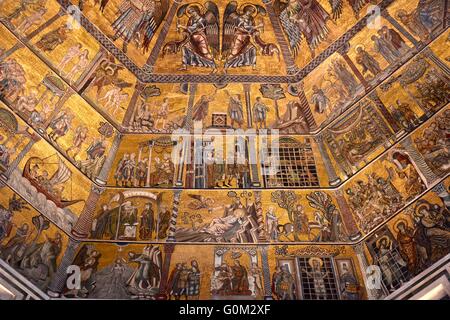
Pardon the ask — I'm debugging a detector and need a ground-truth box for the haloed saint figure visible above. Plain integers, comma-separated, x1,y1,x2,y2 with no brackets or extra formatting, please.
164,2,220,72
163,1,279,73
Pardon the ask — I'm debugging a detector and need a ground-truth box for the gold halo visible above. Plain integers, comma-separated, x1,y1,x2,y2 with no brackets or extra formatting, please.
239,3,258,18
396,9,407,17
186,3,204,16
394,218,408,232
355,44,365,52
308,257,323,268
376,235,391,249
414,202,430,217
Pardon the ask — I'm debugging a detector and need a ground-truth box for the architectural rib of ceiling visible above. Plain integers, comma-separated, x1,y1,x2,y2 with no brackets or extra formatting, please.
1,98,448,192
2,169,447,245
0,14,448,191
1,16,447,137
0,1,447,137
55,0,398,83
0,0,449,301
1,102,448,243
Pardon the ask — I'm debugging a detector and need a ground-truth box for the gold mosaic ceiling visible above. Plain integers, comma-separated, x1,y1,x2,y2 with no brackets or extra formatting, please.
0,0,448,301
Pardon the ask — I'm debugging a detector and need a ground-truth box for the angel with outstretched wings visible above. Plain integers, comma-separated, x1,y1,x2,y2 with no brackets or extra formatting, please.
274,0,331,58
274,0,370,58
163,2,220,72
222,2,280,72
328,0,370,20
111,0,169,53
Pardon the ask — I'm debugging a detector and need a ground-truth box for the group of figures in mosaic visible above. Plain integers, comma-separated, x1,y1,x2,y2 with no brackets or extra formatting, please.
0,0,448,301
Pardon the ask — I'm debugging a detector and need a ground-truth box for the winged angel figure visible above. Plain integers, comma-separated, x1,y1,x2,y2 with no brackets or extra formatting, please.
111,0,169,53
163,1,279,73
222,2,280,72
163,2,220,72
274,0,370,58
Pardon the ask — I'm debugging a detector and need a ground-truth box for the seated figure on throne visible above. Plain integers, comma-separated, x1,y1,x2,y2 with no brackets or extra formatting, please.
118,201,138,240
132,103,155,132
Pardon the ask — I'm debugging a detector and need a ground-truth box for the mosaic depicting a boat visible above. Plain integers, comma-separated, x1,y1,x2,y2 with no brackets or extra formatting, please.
23,155,84,209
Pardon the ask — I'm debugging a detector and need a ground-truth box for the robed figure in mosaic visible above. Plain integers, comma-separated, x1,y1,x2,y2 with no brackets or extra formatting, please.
164,2,220,72
274,0,370,57
112,0,169,53
222,2,279,72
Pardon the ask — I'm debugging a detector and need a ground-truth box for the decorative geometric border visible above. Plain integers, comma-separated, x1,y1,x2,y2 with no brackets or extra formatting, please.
57,0,395,84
